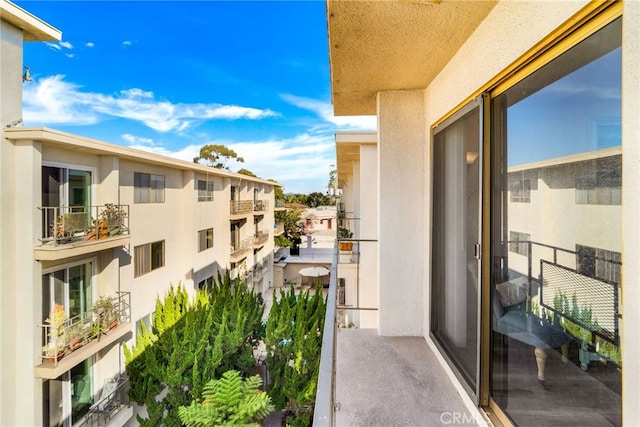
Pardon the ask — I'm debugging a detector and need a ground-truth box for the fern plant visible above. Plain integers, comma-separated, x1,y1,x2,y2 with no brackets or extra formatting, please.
178,370,273,427
124,273,265,426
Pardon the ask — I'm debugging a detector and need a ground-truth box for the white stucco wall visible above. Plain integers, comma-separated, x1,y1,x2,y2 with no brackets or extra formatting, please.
377,90,425,336
622,1,640,424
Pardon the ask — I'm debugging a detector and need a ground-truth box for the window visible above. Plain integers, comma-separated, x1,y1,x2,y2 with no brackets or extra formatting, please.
509,177,530,203
134,240,165,277
508,231,530,256
576,244,621,284
134,172,165,203
198,276,213,289
575,156,621,205
197,179,215,202
198,228,214,252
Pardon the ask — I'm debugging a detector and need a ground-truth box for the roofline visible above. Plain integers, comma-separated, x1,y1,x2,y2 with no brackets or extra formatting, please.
508,146,622,172
4,127,280,187
335,131,377,144
1,0,61,42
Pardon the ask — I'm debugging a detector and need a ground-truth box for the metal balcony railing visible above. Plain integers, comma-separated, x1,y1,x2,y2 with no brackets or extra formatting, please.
40,204,130,246
231,236,254,259
80,376,131,427
40,292,131,366
506,240,621,369
314,244,338,427
254,229,269,246
230,200,254,215
254,199,269,212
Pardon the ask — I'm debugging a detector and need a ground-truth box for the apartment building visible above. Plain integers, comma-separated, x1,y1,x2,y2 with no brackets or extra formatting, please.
327,1,638,425
0,3,277,426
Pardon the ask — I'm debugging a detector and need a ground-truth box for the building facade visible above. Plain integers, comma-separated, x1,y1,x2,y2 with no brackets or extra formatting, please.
0,3,278,425
329,1,638,425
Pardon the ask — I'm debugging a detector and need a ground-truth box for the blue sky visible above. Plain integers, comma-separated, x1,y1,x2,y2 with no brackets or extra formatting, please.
17,1,375,193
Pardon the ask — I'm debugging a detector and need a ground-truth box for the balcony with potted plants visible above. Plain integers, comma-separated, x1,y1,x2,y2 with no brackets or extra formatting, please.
253,199,269,215
35,292,132,379
229,200,254,220
36,203,130,261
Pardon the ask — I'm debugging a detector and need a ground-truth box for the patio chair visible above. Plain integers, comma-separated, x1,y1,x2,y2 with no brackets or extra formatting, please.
492,277,571,384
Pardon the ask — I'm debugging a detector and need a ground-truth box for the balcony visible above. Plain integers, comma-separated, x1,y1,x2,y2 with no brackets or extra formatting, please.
35,292,132,379
230,236,253,263
254,199,269,214
275,198,285,211
230,200,254,220
79,375,132,427
36,204,130,261
274,222,285,236
253,229,269,248
314,247,476,426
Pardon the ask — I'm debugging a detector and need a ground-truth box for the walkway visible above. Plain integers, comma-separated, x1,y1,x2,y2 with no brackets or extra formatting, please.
335,328,484,426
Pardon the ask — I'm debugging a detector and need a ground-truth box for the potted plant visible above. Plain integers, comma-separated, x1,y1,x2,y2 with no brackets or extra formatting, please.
338,227,353,251
93,295,120,333
43,304,67,363
98,203,127,237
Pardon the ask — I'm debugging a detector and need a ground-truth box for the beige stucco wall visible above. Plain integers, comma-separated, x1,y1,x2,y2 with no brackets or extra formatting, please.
622,1,640,424
0,20,24,426
377,90,425,336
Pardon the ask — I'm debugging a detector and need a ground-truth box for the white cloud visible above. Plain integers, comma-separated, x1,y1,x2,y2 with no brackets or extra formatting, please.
45,42,62,51
121,134,155,146
86,42,95,48
65,53,75,59
156,133,334,192
46,41,73,52
23,75,279,132
122,40,132,46
281,93,376,130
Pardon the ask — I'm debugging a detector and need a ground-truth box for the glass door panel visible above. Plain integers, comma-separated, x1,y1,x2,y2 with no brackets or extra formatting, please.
490,17,622,426
431,97,483,397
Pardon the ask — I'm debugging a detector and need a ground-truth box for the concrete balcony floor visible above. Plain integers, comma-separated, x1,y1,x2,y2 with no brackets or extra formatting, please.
335,328,480,426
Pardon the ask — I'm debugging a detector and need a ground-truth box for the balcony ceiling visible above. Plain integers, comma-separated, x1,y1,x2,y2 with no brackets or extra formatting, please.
327,0,498,116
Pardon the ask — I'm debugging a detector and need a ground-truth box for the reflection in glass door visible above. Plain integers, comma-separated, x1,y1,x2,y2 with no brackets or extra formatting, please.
431,97,483,398
490,16,622,426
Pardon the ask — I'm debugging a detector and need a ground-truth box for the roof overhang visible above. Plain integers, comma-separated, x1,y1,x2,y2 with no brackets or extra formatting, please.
336,131,376,187
4,127,278,186
1,0,61,41
327,0,497,116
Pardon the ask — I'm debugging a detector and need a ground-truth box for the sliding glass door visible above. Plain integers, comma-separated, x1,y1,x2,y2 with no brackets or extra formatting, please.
489,16,622,426
431,96,483,398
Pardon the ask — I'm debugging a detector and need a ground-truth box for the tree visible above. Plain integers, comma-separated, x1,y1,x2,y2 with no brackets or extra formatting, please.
124,274,264,426
193,144,245,170
178,370,273,427
264,285,326,426
275,208,303,247
268,179,284,201
237,168,257,177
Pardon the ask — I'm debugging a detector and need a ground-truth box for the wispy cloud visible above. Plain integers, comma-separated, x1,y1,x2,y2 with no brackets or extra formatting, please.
122,133,155,146
23,75,279,132
86,42,95,48
122,40,133,46
46,41,74,52
281,93,376,130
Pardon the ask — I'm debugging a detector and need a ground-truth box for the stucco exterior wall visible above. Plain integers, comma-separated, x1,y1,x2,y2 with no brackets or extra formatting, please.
622,1,640,424
0,20,24,425
377,90,425,336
